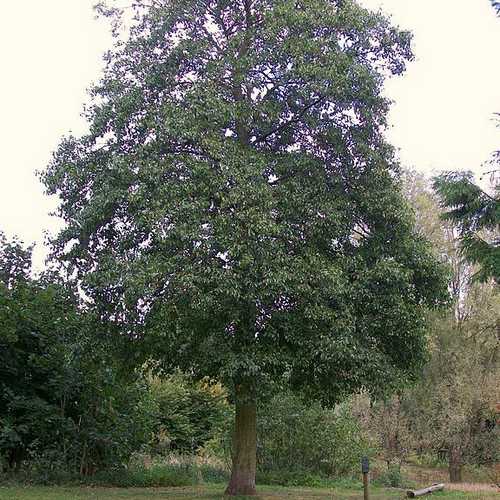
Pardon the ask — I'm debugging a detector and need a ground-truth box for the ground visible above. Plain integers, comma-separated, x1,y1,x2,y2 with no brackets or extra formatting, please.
0,485,498,500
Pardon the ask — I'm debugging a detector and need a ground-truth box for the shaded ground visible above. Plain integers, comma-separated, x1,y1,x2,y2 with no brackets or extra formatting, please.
0,485,498,500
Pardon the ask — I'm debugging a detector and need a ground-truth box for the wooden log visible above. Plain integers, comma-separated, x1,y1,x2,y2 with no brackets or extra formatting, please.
406,483,445,497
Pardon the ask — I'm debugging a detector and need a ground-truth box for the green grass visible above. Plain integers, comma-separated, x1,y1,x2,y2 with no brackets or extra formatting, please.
0,485,498,500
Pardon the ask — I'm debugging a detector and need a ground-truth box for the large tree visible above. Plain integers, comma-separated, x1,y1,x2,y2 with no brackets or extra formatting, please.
43,0,447,494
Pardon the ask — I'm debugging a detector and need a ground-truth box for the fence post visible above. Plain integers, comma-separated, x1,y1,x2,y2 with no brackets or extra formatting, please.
361,457,369,500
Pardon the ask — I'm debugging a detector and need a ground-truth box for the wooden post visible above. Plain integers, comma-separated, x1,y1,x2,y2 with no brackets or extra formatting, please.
361,457,369,500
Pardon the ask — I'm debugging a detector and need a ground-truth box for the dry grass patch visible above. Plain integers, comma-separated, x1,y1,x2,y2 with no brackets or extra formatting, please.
445,482,499,493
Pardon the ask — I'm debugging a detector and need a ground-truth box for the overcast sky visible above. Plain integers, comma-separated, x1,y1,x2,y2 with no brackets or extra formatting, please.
1,0,499,269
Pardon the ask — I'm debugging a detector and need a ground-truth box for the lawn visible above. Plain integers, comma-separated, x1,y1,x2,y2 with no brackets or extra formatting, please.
0,485,498,500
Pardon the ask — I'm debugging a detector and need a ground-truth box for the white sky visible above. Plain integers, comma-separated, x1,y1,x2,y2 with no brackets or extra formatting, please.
0,0,499,269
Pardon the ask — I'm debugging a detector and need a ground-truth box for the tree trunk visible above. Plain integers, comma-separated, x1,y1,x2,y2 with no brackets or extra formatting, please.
225,384,257,496
448,447,462,483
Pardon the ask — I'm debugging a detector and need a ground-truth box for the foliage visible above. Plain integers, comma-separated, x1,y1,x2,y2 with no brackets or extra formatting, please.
368,395,414,470
148,372,232,455
0,453,229,488
372,465,414,489
401,169,452,256
0,236,233,478
92,463,198,488
0,233,32,287
0,233,77,470
412,170,500,479
0,232,156,475
256,470,357,488
407,302,500,479
60,344,157,475
355,172,500,483
433,171,499,283
43,0,448,410
200,391,373,481
256,392,372,477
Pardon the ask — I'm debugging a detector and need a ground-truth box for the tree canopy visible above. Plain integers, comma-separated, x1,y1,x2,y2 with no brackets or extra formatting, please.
43,0,448,494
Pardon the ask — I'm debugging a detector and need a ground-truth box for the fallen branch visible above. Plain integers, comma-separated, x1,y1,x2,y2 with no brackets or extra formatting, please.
406,483,445,497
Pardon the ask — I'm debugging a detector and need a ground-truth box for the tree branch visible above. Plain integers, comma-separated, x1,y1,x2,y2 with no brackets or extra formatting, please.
253,95,328,144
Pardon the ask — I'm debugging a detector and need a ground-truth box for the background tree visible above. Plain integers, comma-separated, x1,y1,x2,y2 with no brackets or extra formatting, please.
0,231,156,476
433,171,499,284
370,395,414,474
377,171,500,483
0,233,76,471
407,292,499,483
43,0,448,494
409,170,499,481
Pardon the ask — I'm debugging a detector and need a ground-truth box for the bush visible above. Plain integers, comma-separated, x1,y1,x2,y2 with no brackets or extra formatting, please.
257,392,373,478
92,463,197,487
89,453,229,487
257,470,328,487
373,465,415,489
0,453,229,488
0,234,159,476
0,454,79,486
148,373,232,455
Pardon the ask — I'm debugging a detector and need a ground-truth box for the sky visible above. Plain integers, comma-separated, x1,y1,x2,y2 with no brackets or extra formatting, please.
0,0,499,269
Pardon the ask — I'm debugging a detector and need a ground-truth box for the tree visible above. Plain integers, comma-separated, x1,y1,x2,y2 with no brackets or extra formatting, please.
0,231,156,475
433,171,499,284
433,3,500,281
404,169,473,318
0,232,75,470
407,295,499,483
0,233,32,287
396,172,499,483
42,1,448,494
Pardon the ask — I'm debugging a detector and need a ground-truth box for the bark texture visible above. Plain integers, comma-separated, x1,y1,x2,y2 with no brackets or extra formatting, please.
225,385,257,496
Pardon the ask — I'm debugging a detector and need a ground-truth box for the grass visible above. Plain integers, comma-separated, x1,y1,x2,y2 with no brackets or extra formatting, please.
0,484,498,500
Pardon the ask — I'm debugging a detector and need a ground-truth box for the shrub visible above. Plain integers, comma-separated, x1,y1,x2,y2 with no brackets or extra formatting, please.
373,465,415,489
89,454,228,487
257,392,373,478
0,235,159,476
148,372,232,455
